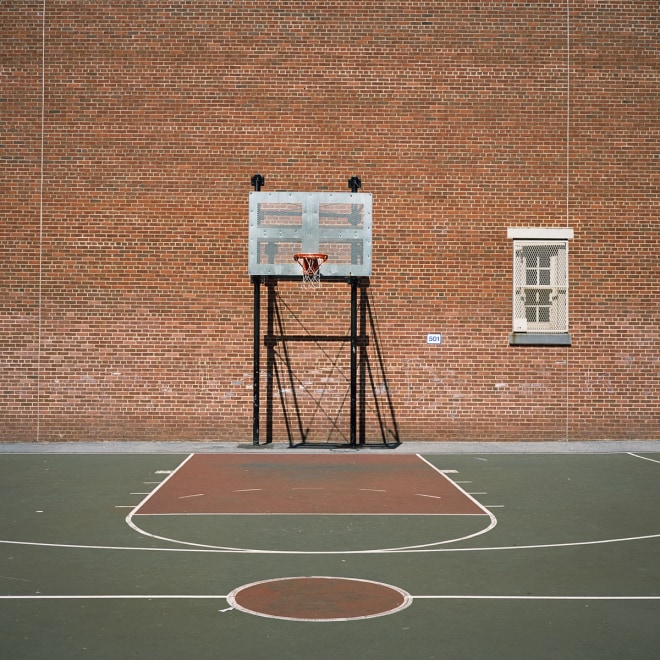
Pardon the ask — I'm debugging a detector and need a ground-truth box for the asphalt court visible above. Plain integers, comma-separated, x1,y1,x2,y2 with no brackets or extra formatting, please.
130,453,490,553
136,454,486,514
1,447,659,659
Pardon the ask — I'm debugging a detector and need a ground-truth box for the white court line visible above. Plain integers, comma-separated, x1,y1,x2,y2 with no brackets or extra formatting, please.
628,453,660,465
0,594,658,601
5,453,656,556
1,531,660,555
227,577,413,622
124,454,196,541
396,532,660,554
413,595,660,601
132,512,485,517
0,594,227,600
122,453,498,553
0,539,242,553
414,455,494,517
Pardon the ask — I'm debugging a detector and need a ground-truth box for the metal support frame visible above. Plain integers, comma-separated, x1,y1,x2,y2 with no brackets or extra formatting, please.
249,176,397,448
251,275,398,448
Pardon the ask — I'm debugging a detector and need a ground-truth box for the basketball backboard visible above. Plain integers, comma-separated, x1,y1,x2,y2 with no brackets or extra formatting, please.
248,191,372,277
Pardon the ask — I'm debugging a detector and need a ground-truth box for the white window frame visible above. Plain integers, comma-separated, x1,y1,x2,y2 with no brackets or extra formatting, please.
507,228,573,346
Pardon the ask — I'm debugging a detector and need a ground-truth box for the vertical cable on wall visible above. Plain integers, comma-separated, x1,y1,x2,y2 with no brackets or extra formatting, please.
565,0,571,441
37,0,46,441
566,0,571,230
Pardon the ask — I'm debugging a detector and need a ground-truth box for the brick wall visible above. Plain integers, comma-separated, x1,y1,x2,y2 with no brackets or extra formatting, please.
1,1,658,442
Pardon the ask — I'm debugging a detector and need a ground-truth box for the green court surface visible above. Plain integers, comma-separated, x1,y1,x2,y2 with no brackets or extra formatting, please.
0,447,659,659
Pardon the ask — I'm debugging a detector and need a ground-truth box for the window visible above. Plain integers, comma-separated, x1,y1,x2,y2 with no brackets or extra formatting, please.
507,228,573,346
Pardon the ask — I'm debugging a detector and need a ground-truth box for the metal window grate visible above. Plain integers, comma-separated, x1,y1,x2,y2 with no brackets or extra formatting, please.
513,240,568,333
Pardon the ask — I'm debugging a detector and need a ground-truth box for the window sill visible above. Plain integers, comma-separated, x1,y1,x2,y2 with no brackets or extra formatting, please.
509,333,572,346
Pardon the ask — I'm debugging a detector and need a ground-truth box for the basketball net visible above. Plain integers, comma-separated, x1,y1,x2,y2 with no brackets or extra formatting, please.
294,254,328,287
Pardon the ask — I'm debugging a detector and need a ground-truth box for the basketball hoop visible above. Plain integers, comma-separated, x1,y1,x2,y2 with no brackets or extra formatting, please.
293,253,328,287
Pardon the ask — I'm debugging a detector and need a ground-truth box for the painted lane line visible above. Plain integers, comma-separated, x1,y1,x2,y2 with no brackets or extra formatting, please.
414,595,660,601
178,493,205,499
416,454,497,552
628,453,660,465
1,594,658,602
2,531,660,555
359,489,386,492
0,595,229,600
135,512,486,517
398,531,660,554
233,489,263,493
0,538,245,553
126,453,497,554
125,455,197,542
415,455,493,516
415,494,442,499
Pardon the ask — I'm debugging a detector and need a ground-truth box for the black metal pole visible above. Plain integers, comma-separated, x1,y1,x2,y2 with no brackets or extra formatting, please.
266,280,276,444
359,280,369,445
252,276,261,446
350,278,358,446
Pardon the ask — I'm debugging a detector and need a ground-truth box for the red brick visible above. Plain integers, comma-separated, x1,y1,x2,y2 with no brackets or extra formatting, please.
1,1,657,442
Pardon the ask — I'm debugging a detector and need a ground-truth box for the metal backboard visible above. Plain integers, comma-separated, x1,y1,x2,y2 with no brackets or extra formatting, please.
248,191,372,277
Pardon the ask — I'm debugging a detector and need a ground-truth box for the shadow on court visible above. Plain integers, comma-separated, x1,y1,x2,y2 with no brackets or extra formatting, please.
1,449,659,659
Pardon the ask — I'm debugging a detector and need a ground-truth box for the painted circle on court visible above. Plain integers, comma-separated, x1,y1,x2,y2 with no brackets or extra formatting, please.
227,576,413,622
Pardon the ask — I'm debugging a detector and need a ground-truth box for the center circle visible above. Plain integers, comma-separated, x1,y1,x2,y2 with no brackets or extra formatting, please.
227,576,413,622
